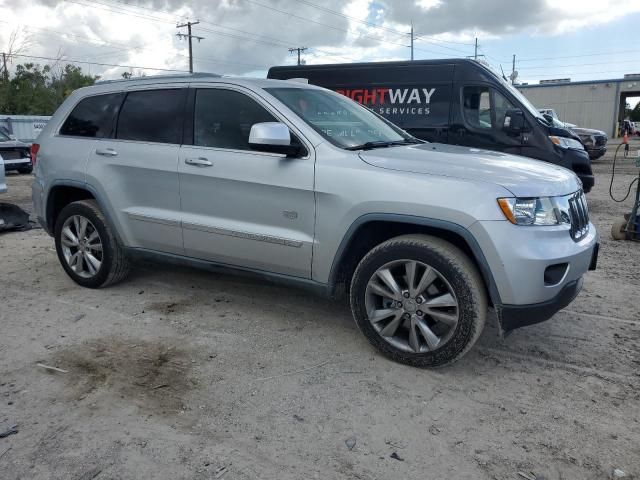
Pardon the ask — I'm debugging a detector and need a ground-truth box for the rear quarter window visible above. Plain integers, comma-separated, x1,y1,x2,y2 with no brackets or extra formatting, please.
59,92,124,138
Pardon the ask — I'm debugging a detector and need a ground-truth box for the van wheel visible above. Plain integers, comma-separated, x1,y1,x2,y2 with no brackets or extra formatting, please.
54,200,130,288
350,234,487,367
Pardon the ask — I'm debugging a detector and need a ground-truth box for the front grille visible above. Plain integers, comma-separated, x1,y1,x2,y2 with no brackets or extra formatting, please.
568,190,589,241
594,135,607,147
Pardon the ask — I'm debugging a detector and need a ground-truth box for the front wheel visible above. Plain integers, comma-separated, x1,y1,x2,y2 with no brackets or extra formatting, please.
54,200,130,288
350,234,487,367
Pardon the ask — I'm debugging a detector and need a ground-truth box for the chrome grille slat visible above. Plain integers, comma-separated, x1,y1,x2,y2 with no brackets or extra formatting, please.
568,190,589,241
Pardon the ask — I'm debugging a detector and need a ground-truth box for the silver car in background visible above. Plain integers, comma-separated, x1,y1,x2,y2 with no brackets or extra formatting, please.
32,75,599,367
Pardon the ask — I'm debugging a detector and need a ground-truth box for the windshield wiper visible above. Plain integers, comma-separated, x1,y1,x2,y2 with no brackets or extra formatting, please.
344,138,422,151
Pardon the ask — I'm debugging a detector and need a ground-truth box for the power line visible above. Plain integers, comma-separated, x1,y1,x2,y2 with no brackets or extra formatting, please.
288,0,474,48
516,49,640,63
5,53,188,73
239,0,450,57
515,58,640,72
63,0,359,65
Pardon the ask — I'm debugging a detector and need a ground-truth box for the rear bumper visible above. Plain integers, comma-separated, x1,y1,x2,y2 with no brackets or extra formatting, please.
3,158,32,170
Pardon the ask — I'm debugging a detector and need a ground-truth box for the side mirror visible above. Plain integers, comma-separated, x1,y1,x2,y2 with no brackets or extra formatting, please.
502,109,527,134
249,122,301,156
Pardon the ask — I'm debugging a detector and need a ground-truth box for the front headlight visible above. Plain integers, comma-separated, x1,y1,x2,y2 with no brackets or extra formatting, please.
549,135,583,150
497,195,575,226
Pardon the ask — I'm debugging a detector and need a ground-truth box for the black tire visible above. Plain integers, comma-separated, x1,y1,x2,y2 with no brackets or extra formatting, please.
54,199,130,288
350,234,487,368
18,166,33,174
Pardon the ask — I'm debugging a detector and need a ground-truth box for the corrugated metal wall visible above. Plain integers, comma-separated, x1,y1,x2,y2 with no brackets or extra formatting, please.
518,83,617,136
0,115,51,143
518,78,640,138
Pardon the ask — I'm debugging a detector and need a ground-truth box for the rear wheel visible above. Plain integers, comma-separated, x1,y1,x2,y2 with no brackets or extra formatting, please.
350,234,487,367
54,200,130,288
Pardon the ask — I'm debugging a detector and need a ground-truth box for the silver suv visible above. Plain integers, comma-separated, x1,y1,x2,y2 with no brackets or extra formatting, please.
32,75,599,367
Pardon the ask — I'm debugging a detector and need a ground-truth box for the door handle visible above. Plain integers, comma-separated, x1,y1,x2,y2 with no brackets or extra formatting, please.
95,148,118,157
185,157,213,167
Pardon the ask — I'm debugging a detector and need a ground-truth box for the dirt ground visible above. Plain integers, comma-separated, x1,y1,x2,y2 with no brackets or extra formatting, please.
1,139,639,480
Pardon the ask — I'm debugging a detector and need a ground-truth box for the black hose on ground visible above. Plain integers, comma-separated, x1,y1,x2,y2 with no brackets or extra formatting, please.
609,142,640,203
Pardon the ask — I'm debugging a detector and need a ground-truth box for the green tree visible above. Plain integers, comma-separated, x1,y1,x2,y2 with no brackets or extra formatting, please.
630,102,640,122
0,62,98,115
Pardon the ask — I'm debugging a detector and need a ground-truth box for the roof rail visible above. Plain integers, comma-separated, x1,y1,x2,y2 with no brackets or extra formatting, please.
95,71,221,85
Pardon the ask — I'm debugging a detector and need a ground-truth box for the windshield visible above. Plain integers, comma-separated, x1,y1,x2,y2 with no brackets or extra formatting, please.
265,87,413,149
0,131,10,142
497,77,547,122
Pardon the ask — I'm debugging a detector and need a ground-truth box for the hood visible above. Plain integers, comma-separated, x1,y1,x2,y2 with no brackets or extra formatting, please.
570,127,606,136
359,143,581,198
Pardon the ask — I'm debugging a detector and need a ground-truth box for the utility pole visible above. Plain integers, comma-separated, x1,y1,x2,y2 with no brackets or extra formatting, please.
1,53,8,80
289,47,307,66
474,38,478,60
409,23,414,61
176,21,204,74
511,54,516,85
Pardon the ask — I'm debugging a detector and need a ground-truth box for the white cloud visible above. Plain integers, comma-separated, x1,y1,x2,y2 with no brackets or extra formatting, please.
0,0,636,79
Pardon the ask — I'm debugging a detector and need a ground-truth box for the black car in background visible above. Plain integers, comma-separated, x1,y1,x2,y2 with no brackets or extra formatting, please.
571,127,607,160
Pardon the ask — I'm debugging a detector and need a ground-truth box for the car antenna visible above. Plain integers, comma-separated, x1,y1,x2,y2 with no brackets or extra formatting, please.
499,64,509,82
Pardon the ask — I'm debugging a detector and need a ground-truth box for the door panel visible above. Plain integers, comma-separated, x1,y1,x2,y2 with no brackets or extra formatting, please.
86,140,183,254
179,147,315,277
178,87,315,278
85,86,186,255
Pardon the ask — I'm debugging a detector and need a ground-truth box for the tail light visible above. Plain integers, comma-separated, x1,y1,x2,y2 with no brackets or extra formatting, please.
31,143,40,165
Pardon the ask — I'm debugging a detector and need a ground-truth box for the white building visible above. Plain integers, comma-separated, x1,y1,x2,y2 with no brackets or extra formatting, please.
517,74,640,137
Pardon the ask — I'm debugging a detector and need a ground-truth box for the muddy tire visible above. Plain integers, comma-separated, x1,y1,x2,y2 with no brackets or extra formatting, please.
54,199,130,288
350,234,487,368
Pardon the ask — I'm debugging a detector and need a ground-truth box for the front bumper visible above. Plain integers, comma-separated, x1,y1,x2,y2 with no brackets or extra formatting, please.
586,146,606,160
499,278,583,333
500,240,597,333
469,220,598,332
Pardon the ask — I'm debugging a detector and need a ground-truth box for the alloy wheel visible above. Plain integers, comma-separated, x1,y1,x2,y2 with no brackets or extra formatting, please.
60,215,104,278
364,259,459,353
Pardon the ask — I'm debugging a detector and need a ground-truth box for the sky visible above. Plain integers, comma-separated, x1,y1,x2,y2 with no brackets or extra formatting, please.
1,0,640,99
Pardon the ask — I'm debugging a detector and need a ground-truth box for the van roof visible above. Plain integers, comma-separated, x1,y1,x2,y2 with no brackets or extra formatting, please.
268,58,487,71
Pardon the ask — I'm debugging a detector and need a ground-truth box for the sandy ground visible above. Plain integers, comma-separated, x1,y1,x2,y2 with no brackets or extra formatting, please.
1,140,639,480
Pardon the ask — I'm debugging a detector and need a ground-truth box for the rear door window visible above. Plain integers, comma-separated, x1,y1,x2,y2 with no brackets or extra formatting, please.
116,89,186,144
60,93,124,138
462,86,492,129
